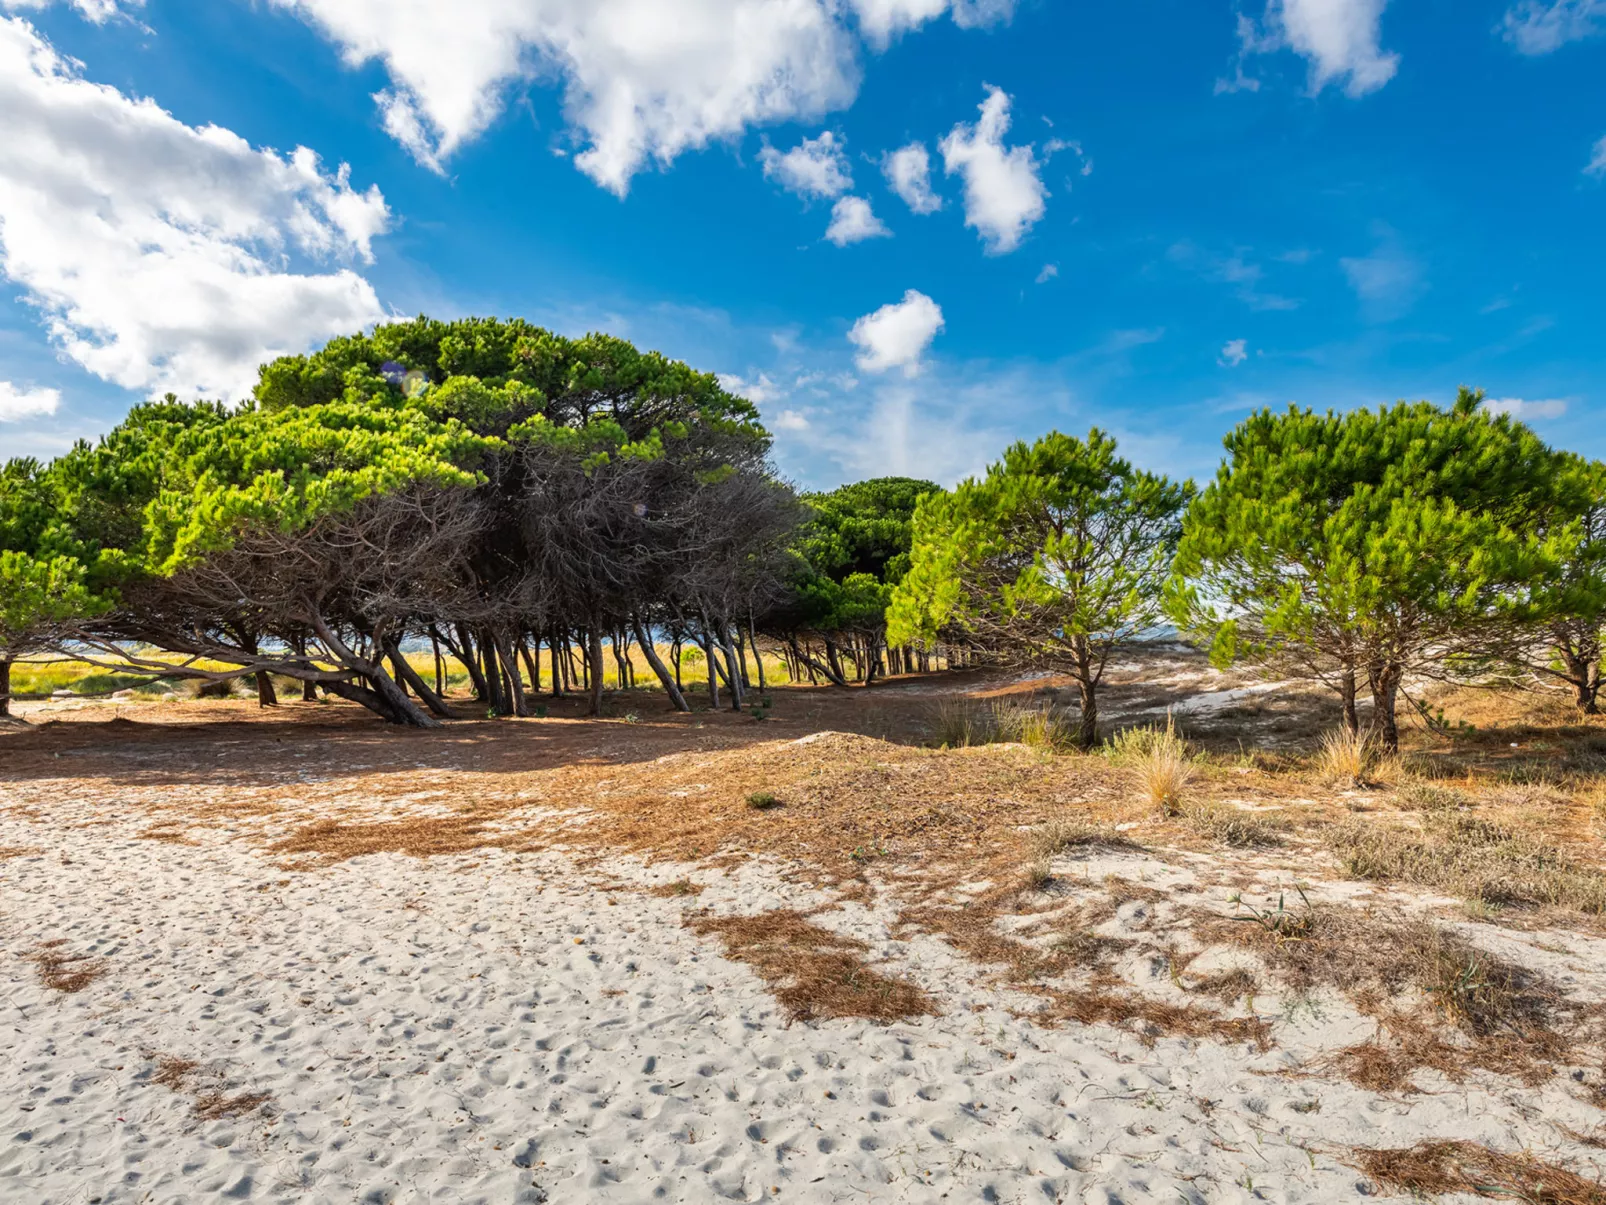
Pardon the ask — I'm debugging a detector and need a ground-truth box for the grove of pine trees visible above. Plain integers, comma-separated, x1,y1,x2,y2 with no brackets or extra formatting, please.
2,317,1602,752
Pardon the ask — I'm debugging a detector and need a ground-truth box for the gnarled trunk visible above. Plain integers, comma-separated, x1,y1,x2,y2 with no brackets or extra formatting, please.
633,617,690,712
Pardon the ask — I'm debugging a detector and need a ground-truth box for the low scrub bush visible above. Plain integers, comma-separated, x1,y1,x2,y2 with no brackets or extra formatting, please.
1327,814,1606,914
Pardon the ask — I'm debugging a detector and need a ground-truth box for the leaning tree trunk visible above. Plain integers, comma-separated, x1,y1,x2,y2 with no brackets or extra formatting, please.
308,615,441,728
632,616,691,712
452,624,492,703
716,626,744,712
385,640,455,718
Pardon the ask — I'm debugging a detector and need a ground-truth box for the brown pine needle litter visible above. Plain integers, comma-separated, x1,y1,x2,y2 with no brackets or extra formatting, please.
684,909,937,1024
144,1052,271,1121
25,942,106,993
1351,1140,1606,1204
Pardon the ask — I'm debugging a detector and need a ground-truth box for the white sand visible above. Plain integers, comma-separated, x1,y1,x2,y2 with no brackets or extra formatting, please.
3,809,1604,1203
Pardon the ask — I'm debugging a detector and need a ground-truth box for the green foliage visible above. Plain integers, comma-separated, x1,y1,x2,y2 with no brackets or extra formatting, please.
0,551,107,657
784,477,936,637
138,399,497,575
889,429,1191,668
254,316,765,443
1166,391,1587,739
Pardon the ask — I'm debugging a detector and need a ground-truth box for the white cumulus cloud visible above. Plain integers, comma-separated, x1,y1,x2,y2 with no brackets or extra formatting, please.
1500,0,1606,54
760,130,852,199
881,142,942,214
848,0,1013,47
0,17,389,401
1231,0,1399,97
938,85,1047,255
848,289,944,376
1482,397,1569,420
0,380,61,421
0,0,137,21
1219,339,1249,367
824,195,890,246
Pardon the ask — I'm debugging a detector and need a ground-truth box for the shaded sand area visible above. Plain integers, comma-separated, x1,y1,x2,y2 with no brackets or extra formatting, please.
3,657,1606,1203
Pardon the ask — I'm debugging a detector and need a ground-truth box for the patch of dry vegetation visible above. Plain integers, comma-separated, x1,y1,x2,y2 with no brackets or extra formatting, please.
1179,802,1286,848
1314,727,1380,788
927,697,1075,752
144,1052,271,1120
684,909,936,1024
1328,813,1606,914
1208,897,1574,1088
24,941,106,992
1106,717,1193,812
1351,1140,1606,1204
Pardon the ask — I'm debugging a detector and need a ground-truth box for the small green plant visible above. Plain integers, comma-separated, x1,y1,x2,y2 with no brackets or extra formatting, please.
750,707,765,721
623,712,640,724
761,696,773,709
1228,886,1316,942
1022,858,1054,891
746,791,781,810
534,704,548,718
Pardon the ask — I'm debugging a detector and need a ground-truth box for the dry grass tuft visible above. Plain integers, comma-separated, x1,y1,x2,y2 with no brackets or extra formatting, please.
648,879,704,898
1108,715,1192,813
0,845,39,860
25,942,106,992
1327,814,1606,914
1030,817,1138,859
1396,781,1469,812
927,697,1075,752
1181,802,1285,848
1314,727,1378,788
1021,857,1054,891
685,909,937,1024
1351,1140,1606,1204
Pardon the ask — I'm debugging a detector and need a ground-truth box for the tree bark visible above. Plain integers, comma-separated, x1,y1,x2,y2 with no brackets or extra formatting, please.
633,616,691,712
1340,665,1359,735
588,625,605,717
1075,673,1098,751
386,640,456,718
498,633,530,717
254,671,278,708
1370,662,1403,752
0,657,11,718
519,639,541,695
308,614,440,728
453,624,492,703
1559,647,1602,714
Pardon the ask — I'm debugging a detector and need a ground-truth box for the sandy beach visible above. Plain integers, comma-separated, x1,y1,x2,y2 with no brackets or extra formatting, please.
3,673,1605,1204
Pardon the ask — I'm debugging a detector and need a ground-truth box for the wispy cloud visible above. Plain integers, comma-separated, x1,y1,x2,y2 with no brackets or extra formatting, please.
1499,0,1606,54
1339,229,1425,321
1168,243,1301,312
1482,396,1570,420
1218,339,1249,367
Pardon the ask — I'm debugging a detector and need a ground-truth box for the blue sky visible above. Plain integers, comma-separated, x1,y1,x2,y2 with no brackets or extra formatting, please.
0,0,1603,489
